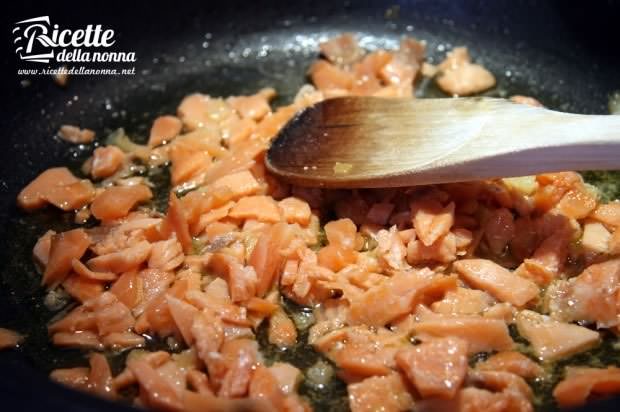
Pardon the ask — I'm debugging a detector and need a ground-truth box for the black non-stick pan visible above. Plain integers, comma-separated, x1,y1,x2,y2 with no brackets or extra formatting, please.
1,1,619,411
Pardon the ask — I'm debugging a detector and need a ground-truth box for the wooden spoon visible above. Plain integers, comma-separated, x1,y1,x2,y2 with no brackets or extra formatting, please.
265,96,620,188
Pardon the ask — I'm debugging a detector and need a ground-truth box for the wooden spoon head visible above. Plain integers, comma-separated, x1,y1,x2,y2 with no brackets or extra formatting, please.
266,96,505,188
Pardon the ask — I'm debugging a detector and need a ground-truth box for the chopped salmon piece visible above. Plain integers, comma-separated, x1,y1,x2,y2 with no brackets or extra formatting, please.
218,338,259,398
43,228,91,287
191,309,224,371
227,93,272,121
509,95,543,107
33,230,56,270
412,199,455,246
71,258,117,282
101,331,145,349
590,202,620,227
453,259,539,307
148,115,183,147
88,353,115,399
547,258,620,328
18,167,82,211
52,331,103,350
58,125,95,144
349,271,452,327
347,373,414,412
396,337,468,399
161,192,193,254
431,287,494,315
279,197,312,226
63,274,104,303
211,170,261,200
581,221,611,254
553,366,620,408
91,146,125,179
468,370,533,404
269,362,302,395
183,390,272,412
555,188,597,219
90,185,152,221
208,253,257,302
249,365,288,411
515,310,600,361
166,295,199,345
476,351,542,379
148,239,184,272
407,232,457,264
484,208,515,255
319,33,365,66
310,60,354,91
87,240,152,273
412,314,514,354
127,357,183,411
229,195,281,223
268,308,297,349
43,180,95,211
0,328,23,350
109,271,143,309
50,367,90,391
436,47,496,96
250,222,295,297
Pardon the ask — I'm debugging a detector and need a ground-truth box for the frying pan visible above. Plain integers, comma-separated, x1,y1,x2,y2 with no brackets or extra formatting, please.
1,1,619,411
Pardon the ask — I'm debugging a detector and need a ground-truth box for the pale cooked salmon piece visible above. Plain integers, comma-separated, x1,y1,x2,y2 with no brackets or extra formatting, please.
412,314,514,354
547,258,620,328
229,195,281,223
279,197,312,226
319,33,365,66
63,274,104,303
50,367,90,391
87,240,152,273
347,373,414,412
218,338,259,398
453,259,539,307
248,365,288,411
268,308,297,349
43,228,91,287
88,353,116,399
396,337,468,399
436,47,496,96
227,91,272,121
17,167,83,211
553,366,620,408
58,125,95,144
166,295,199,346
348,270,439,327
127,357,183,411
184,389,272,412
0,328,23,350
590,201,620,227
515,310,600,361
90,185,152,221
411,198,455,246
484,208,515,255
269,362,302,395
211,170,261,201
91,146,125,179
43,180,95,211
431,287,494,315
33,230,56,271
148,115,183,147
310,60,355,91
475,351,542,379
148,239,184,272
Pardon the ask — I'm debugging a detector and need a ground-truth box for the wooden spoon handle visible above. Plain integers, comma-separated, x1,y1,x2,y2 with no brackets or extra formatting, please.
446,100,620,177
